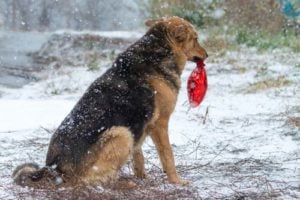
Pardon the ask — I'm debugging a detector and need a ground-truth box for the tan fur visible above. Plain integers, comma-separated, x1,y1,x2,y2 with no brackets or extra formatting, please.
132,147,146,178
146,16,208,62
12,166,37,182
132,74,180,179
83,126,133,184
140,16,207,185
148,78,178,116
146,77,185,184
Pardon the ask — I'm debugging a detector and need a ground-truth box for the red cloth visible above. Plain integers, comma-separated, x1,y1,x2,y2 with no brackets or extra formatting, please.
187,60,208,107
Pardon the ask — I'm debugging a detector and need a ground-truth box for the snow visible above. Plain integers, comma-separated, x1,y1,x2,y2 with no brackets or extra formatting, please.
0,99,73,132
53,30,143,39
0,31,299,199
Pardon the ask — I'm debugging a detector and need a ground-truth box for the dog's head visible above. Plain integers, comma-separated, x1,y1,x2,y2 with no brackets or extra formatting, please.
146,16,208,63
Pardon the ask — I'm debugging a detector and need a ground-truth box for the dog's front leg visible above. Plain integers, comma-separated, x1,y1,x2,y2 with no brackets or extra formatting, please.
132,147,146,179
150,118,189,185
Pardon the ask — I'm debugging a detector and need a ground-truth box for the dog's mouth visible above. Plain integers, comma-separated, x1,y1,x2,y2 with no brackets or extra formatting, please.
192,56,203,63
191,52,208,63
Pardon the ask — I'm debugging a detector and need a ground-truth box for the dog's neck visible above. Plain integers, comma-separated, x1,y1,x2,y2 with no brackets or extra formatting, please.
151,24,187,76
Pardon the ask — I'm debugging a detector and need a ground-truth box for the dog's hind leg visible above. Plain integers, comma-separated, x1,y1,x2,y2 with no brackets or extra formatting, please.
132,147,146,179
84,126,134,185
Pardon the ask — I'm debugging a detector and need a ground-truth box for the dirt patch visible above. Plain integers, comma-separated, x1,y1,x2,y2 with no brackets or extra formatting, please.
30,33,137,68
289,117,300,129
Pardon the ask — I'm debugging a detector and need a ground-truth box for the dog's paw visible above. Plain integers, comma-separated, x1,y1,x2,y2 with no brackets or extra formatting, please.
135,171,147,179
169,178,191,186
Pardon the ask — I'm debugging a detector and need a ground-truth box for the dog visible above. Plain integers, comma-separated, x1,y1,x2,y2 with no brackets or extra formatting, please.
13,16,208,188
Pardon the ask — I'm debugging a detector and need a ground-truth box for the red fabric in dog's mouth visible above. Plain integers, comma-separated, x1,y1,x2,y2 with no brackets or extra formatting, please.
187,60,208,107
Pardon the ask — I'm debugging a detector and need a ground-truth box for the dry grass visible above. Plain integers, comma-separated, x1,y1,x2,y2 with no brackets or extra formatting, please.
2,132,300,199
245,76,292,93
288,117,300,130
224,0,285,34
203,35,234,54
286,106,300,131
5,156,298,200
4,170,200,200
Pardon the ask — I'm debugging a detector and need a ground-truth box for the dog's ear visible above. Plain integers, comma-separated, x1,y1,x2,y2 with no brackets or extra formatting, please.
170,25,188,42
145,19,163,27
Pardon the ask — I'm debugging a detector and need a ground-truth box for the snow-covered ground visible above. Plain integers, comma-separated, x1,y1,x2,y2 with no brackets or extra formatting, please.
0,32,299,199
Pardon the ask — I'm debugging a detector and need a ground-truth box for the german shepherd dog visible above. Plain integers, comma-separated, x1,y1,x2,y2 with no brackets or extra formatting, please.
13,17,208,188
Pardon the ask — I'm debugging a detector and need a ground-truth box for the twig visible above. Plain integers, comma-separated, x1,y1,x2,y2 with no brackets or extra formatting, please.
203,106,209,124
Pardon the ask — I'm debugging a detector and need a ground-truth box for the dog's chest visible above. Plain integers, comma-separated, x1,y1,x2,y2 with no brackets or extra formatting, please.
148,77,178,118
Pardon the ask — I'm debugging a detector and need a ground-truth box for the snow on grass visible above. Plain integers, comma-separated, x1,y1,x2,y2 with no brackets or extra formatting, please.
52,30,144,39
0,34,299,199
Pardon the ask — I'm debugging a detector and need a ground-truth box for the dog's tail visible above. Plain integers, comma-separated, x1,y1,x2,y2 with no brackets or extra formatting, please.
12,163,64,188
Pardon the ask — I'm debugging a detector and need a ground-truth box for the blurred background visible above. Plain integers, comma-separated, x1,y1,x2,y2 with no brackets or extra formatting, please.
0,0,299,32
0,0,147,31
0,0,299,87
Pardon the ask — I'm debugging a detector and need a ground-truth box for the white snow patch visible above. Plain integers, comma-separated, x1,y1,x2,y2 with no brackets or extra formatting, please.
0,99,74,132
53,30,143,39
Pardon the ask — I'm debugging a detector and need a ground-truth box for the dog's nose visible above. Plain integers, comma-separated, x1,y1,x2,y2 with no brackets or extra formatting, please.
205,52,209,58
